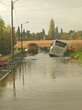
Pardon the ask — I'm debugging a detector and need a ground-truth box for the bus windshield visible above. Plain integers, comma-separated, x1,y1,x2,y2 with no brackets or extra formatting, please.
55,40,67,48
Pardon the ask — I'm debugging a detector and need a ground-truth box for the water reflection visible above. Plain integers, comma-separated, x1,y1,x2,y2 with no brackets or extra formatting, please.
46,58,56,79
21,62,26,87
0,67,16,98
11,68,16,98
0,53,82,100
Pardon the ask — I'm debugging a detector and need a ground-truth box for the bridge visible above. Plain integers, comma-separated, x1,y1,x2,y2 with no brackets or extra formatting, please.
15,40,82,51
16,40,52,48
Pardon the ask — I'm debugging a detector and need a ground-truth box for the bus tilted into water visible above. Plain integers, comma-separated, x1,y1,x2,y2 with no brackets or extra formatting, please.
49,40,68,57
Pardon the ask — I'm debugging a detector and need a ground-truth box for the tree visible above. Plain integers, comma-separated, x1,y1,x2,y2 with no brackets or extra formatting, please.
0,18,5,31
60,28,64,39
0,21,11,55
0,18,16,55
55,27,58,33
36,32,42,40
16,26,21,41
48,19,55,40
68,30,75,39
26,30,32,40
73,31,81,40
22,29,26,40
13,27,16,44
31,33,36,40
42,28,46,40
55,26,60,39
1,26,11,54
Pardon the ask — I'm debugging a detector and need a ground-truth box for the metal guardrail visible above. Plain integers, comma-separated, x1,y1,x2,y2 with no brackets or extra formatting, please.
0,70,11,81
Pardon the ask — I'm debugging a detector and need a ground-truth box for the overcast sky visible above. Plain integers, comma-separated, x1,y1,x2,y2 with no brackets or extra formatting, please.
0,0,82,33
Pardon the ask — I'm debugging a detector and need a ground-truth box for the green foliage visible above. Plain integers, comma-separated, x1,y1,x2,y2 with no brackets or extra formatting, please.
22,29,26,40
64,50,82,63
0,18,5,31
15,19,82,41
0,27,11,54
16,26,21,40
0,18,15,55
48,19,55,40
61,28,63,34
70,50,82,60
42,28,46,40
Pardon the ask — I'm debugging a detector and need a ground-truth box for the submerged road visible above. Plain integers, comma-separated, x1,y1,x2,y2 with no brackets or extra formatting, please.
0,53,82,110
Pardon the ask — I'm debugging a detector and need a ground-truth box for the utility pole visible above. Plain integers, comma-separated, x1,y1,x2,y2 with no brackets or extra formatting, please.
20,21,29,56
11,0,14,61
21,24,23,56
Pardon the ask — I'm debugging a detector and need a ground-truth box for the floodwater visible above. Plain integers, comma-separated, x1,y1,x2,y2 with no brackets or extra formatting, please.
0,53,82,110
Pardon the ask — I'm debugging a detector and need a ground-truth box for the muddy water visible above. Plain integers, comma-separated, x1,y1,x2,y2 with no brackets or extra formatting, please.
0,53,82,110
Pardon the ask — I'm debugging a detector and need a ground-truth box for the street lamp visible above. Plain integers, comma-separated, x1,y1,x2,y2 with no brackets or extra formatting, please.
11,0,20,61
11,0,29,59
20,21,29,56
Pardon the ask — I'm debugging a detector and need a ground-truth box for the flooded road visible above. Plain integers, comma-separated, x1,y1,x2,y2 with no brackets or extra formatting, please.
0,53,82,110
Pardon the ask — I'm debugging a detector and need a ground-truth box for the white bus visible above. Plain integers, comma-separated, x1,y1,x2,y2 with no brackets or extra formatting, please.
49,40,67,57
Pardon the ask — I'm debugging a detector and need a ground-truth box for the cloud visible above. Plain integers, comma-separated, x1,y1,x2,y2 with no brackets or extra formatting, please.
1,0,82,32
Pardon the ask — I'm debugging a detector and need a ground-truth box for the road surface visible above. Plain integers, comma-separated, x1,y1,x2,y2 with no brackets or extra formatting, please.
0,53,82,110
